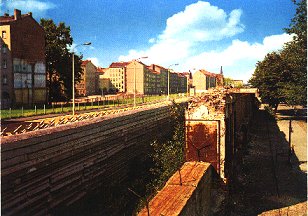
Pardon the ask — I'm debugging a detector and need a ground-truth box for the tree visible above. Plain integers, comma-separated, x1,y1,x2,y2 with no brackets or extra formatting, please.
282,0,307,106
40,19,83,102
249,0,307,108
223,77,233,86
249,52,291,110
149,102,185,190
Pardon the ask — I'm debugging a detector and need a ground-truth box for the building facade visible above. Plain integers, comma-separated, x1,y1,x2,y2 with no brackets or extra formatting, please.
193,69,222,93
100,62,129,93
126,61,147,95
0,9,46,108
101,61,188,96
76,60,97,96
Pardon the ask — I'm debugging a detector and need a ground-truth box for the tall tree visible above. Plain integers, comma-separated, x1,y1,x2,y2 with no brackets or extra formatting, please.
282,0,307,106
40,19,83,102
249,0,307,108
249,52,291,110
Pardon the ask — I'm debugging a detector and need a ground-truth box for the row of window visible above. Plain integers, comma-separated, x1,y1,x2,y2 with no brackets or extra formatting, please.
13,73,46,88
76,84,85,89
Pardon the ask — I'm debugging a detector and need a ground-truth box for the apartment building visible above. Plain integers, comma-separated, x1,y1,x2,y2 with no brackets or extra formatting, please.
100,62,129,93
0,9,46,108
148,64,168,94
76,60,97,96
125,60,146,94
97,67,108,95
193,69,222,93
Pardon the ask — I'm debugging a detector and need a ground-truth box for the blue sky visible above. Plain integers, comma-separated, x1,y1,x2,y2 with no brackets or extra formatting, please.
1,0,296,82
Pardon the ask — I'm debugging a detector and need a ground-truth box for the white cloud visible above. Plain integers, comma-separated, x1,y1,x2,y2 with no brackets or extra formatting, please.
87,57,100,67
184,33,293,82
119,1,244,65
148,38,156,44
5,0,56,16
118,1,293,83
160,1,244,42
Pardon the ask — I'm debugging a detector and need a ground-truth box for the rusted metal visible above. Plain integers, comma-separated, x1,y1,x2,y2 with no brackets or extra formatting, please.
186,119,220,172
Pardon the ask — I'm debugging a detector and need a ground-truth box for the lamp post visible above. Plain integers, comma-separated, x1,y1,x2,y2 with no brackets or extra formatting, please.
167,63,179,100
133,56,148,107
72,42,91,115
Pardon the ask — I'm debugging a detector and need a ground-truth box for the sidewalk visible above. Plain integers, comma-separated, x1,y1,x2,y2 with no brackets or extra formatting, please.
275,104,307,173
227,108,307,216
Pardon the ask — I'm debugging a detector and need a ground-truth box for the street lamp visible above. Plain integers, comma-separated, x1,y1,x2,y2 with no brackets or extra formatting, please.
133,56,148,107
167,63,179,100
72,42,91,115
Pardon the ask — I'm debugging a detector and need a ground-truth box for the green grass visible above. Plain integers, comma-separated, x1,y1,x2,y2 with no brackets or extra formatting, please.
1,94,187,119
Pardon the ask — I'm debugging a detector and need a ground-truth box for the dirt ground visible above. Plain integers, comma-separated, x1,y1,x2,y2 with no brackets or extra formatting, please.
226,105,307,216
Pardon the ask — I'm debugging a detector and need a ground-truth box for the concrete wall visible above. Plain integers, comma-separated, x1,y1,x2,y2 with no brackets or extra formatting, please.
185,90,258,181
1,105,174,215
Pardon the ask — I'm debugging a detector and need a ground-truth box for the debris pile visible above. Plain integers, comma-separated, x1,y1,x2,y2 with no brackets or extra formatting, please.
188,87,233,119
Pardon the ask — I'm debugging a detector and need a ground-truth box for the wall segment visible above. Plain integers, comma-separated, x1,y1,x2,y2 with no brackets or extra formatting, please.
1,104,176,215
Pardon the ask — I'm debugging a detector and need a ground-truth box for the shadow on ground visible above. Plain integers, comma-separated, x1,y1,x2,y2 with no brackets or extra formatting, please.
226,109,307,216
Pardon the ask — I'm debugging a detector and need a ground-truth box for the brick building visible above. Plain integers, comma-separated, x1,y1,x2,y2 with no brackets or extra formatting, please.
76,60,97,96
0,9,46,108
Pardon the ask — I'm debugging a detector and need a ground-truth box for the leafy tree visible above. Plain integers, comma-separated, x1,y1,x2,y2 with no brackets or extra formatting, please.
224,77,233,86
249,52,291,111
149,102,185,191
249,0,307,108
40,19,83,102
282,0,307,106
285,0,307,46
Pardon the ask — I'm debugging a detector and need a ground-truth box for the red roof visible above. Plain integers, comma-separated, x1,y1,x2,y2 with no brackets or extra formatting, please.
199,69,218,77
109,62,130,68
97,67,107,73
81,60,91,66
0,12,32,24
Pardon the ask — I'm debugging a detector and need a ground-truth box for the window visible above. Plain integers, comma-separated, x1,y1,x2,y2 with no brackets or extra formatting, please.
2,44,7,54
2,31,7,39
2,75,7,85
3,59,7,69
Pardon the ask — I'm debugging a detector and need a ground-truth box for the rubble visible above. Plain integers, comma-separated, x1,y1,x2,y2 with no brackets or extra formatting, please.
187,87,234,120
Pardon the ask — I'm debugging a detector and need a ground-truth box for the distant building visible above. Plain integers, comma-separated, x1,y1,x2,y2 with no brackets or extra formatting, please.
224,77,244,88
192,69,223,93
101,62,129,93
97,67,109,95
0,9,46,108
147,64,170,94
76,60,97,96
101,61,188,96
177,72,188,93
126,60,148,95
233,80,244,87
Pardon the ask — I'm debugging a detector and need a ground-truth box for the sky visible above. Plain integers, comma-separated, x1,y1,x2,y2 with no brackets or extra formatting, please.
1,0,297,82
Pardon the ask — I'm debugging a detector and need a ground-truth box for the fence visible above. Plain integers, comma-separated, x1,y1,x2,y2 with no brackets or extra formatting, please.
1,94,186,119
